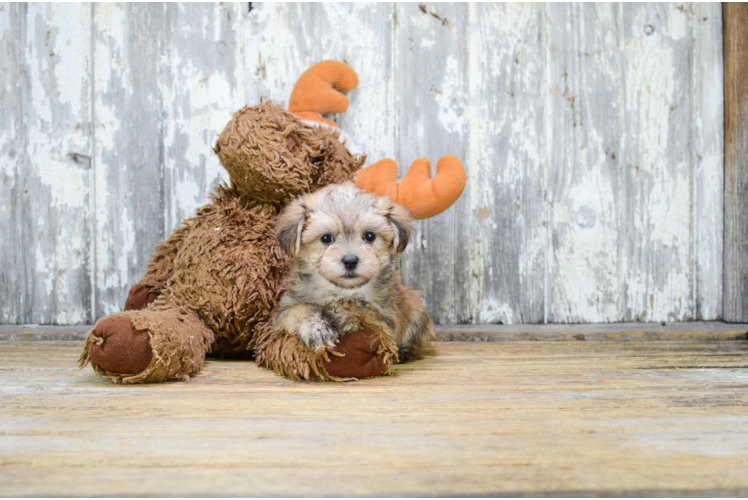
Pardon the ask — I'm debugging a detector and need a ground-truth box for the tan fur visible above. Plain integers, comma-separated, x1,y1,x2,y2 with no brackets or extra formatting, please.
273,183,435,357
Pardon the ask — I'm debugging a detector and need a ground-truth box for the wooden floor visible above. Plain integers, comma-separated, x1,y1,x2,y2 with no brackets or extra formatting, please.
1,337,748,497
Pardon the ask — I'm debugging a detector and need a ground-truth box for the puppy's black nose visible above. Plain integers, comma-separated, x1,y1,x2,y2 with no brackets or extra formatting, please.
342,255,359,270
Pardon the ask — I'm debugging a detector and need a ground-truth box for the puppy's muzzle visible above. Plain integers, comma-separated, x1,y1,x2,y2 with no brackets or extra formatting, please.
342,255,359,271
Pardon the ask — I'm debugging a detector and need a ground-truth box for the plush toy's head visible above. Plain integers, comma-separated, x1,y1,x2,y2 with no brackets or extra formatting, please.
215,60,467,217
214,102,363,205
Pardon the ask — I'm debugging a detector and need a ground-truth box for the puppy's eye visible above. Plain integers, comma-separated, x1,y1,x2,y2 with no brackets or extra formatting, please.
321,234,335,245
363,231,376,242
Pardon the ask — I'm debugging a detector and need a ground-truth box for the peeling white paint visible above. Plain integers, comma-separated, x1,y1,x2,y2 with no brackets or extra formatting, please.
480,298,515,325
0,3,727,325
18,3,92,324
421,38,435,49
466,3,546,324
692,2,724,320
621,3,696,321
434,56,466,134
93,2,127,314
163,3,241,232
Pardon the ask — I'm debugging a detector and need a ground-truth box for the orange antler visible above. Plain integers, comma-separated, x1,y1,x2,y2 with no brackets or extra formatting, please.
355,156,466,219
288,61,358,127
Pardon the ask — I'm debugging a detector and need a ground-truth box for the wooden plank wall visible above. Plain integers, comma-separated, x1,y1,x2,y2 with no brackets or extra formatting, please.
0,3,725,325
723,3,748,322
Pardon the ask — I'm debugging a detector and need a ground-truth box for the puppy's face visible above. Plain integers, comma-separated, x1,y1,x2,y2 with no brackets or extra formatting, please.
276,183,412,289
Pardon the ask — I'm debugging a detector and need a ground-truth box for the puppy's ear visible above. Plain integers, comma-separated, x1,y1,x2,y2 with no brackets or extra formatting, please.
378,198,412,253
276,199,308,255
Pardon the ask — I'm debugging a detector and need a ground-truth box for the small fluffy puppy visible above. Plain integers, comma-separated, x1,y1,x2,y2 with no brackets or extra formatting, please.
274,182,434,361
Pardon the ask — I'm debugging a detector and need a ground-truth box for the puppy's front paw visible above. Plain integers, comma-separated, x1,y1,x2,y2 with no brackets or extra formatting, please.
297,318,339,351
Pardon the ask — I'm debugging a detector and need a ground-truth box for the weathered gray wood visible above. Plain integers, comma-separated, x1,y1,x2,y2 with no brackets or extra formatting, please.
693,4,724,320
3,321,746,343
92,3,166,317
464,4,546,324
435,321,748,342
0,3,25,324
3,341,748,496
0,324,90,342
0,2,730,325
241,3,395,174
546,3,624,323
395,3,467,324
724,3,748,322
161,3,242,233
18,4,93,324
621,4,697,322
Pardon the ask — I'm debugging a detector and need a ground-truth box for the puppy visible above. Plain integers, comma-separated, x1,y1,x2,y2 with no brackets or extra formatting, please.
274,182,435,361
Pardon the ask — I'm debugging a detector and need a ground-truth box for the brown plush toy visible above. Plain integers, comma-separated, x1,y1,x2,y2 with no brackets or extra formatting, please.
79,61,466,383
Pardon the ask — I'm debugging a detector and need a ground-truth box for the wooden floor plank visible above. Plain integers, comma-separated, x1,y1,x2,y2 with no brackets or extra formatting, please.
1,341,747,496
2,321,748,342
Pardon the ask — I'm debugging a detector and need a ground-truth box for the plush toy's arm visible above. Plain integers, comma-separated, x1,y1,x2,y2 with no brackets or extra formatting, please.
354,155,466,219
138,221,192,294
125,222,191,311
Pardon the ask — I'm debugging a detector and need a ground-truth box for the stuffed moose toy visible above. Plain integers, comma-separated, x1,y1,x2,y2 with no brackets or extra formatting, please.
79,61,466,383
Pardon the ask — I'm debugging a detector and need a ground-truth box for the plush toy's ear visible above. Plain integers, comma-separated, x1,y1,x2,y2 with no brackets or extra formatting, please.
275,199,308,256
288,61,358,127
355,155,466,219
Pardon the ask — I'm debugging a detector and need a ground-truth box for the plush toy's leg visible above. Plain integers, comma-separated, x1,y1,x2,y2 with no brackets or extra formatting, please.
322,327,397,378
79,306,214,383
253,302,398,381
124,284,160,311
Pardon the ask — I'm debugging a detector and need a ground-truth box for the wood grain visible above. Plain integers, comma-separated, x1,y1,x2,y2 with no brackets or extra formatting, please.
396,3,467,324
17,3,93,324
693,3,724,320
724,3,748,322
0,3,729,325
465,3,546,324
241,2,395,163
546,3,623,323
621,4,693,322
435,321,748,342
92,3,166,317
161,3,243,238
1,340,747,496
2,322,747,342
0,3,25,324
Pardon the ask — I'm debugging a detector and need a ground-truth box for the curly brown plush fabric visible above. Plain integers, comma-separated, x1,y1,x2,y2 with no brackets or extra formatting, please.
78,61,454,384
254,299,399,381
79,101,368,383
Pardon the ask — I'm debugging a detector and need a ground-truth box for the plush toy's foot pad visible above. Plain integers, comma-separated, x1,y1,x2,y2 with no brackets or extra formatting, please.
124,284,159,311
323,327,389,378
89,316,153,375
